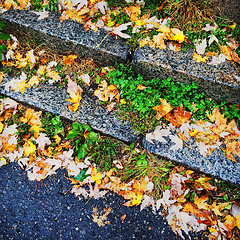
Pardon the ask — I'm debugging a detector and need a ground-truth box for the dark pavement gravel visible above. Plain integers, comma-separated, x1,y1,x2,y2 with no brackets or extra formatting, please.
0,162,178,240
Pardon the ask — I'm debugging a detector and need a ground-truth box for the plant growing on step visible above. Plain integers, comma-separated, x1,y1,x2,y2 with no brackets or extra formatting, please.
41,113,64,138
91,137,120,171
0,21,10,61
67,122,99,159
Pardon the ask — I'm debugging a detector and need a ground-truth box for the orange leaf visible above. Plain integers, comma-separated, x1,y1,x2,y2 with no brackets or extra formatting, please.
63,55,78,65
4,0,13,10
220,45,233,60
121,214,126,222
137,84,148,90
232,51,240,64
152,98,173,120
194,195,209,210
164,106,191,127
223,215,235,232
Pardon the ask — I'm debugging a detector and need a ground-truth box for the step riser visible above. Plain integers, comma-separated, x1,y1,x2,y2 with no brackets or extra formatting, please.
0,10,130,66
1,10,240,105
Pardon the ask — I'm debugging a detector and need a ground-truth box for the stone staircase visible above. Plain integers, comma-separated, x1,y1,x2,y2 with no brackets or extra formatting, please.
0,9,240,186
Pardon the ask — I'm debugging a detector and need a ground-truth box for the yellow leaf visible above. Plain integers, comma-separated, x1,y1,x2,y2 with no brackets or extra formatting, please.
220,45,233,60
195,177,216,191
91,167,102,185
23,140,36,156
169,28,185,43
53,134,61,144
153,34,166,49
0,157,7,165
0,122,4,133
27,75,40,87
193,51,208,62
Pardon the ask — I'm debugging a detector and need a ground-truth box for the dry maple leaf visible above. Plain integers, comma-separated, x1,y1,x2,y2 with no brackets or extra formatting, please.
164,106,191,128
63,55,78,65
194,195,209,210
92,206,111,227
112,22,132,39
193,51,208,63
152,98,173,120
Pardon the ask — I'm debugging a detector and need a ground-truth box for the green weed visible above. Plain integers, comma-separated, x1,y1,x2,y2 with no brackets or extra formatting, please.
0,21,10,61
67,122,99,159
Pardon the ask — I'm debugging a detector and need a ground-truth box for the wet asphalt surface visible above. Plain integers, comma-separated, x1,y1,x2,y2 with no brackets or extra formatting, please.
0,162,179,240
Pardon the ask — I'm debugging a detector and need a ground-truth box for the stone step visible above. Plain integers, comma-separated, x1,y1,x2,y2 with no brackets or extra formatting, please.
0,9,240,186
1,9,240,105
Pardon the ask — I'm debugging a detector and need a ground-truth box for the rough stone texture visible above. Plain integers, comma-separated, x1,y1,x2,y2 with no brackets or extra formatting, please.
132,46,240,105
0,77,139,144
0,9,130,66
142,132,240,186
208,0,240,24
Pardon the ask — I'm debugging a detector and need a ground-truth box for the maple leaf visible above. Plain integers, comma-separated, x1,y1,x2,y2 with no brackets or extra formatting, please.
194,195,209,210
96,1,109,15
194,39,207,55
152,98,173,120
169,135,183,151
156,189,176,209
80,73,90,85
202,23,217,32
164,106,191,127
112,22,132,39
169,28,185,43
140,194,155,211
63,55,78,65
20,108,42,126
146,125,171,144
4,0,13,10
5,72,27,95
232,204,240,230
208,53,226,65
136,84,148,90
91,167,102,185
34,10,49,20
193,51,208,62
27,75,40,87
66,77,83,112
46,70,61,84
223,215,235,233
220,45,233,60
23,140,36,156
126,4,141,21
194,177,216,191
36,133,51,151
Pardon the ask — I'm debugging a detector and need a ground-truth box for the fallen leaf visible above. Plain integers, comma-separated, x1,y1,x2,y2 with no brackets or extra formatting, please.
113,22,132,39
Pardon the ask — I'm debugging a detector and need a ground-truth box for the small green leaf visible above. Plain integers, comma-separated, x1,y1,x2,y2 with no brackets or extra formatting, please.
77,142,88,159
0,33,10,41
66,131,78,139
72,168,90,181
0,45,7,51
87,131,98,141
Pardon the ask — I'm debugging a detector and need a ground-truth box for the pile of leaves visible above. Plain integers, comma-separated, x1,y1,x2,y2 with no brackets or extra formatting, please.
1,0,240,64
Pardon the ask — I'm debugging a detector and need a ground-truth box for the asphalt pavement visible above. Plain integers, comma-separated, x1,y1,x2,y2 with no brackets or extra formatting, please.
0,162,178,240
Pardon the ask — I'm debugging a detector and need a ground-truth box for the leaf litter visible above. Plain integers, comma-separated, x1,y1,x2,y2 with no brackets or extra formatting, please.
0,33,239,239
